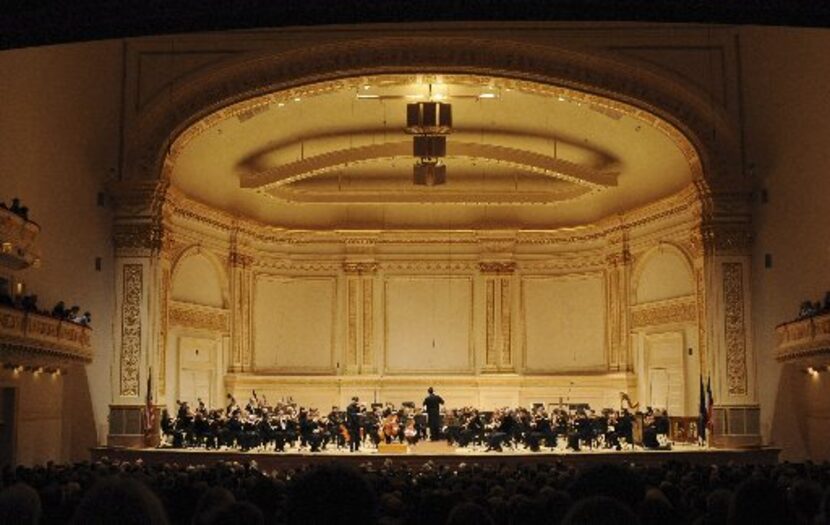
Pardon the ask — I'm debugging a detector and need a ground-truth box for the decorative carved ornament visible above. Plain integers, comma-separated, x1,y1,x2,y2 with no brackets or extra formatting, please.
157,266,170,395
630,296,697,329
722,263,748,396
113,222,164,254
229,251,255,268
120,264,143,397
380,261,477,273
776,312,830,362
479,261,517,274
0,306,93,363
168,301,230,333
700,223,753,257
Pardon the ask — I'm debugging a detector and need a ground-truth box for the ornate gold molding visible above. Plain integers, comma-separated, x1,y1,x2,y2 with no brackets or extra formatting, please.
163,182,700,252
630,296,697,329
380,261,477,273
722,263,748,395
120,264,143,397
701,223,753,257
776,313,830,362
169,301,230,333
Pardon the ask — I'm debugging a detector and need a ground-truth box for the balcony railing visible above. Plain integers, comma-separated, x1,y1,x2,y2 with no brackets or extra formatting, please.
776,312,830,362
0,305,92,363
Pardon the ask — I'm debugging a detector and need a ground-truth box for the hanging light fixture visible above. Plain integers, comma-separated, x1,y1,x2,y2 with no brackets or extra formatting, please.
405,99,452,186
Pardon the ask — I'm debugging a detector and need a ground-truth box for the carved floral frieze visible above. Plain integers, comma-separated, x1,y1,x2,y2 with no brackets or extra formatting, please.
722,263,748,396
169,301,230,333
630,297,697,329
120,264,143,397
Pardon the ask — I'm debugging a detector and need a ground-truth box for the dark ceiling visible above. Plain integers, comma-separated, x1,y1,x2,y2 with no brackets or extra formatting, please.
2,0,829,50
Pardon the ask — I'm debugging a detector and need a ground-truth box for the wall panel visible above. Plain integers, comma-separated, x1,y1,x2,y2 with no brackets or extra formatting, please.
522,274,606,372
252,276,336,373
384,276,474,374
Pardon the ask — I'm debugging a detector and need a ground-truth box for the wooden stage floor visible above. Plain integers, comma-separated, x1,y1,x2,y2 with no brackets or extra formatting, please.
91,443,780,471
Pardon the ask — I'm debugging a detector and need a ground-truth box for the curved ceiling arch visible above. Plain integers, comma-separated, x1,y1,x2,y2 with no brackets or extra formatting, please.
122,36,741,229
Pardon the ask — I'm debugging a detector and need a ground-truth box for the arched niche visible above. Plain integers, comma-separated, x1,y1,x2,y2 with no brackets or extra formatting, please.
632,244,695,305
170,247,228,308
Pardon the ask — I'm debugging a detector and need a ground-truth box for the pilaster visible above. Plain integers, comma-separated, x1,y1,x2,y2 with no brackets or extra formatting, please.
343,261,378,374
696,188,759,446
479,261,515,372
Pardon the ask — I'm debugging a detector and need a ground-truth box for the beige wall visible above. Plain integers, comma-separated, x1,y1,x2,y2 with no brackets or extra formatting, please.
742,27,830,460
0,40,123,456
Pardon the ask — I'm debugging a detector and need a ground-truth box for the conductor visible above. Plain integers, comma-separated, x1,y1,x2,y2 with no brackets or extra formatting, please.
346,396,363,452
422,387,445,441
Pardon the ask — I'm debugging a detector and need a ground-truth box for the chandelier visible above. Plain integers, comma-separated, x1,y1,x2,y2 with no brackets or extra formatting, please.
405,101,452,186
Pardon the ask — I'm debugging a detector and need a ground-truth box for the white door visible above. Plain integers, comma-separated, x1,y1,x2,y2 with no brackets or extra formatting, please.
648,368,669,410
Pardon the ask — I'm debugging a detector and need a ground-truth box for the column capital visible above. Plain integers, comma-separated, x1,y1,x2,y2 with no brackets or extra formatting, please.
478,261,516,274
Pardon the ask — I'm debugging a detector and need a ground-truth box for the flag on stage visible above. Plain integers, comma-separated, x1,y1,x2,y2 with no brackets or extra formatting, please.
706,375,714,434
143,370,155,434
698,374,707,444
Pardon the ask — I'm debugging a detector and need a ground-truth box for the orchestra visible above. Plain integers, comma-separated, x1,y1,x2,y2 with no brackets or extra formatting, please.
159,391,672,454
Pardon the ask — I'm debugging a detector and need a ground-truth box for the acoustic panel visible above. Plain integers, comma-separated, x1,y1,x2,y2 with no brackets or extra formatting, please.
253,276,336,372
384,277,473,373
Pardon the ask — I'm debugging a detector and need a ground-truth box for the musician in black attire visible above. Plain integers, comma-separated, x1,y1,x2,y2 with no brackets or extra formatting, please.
346,396,363,452
422,387,445,441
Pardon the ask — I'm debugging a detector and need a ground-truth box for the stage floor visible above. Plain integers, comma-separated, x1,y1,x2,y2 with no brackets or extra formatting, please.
92,443,780,471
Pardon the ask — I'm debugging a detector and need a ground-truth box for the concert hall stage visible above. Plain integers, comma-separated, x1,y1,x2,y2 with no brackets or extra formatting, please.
91,444,780,471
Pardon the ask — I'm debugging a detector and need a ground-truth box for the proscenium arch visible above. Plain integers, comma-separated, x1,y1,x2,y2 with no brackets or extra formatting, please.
122,36,740,195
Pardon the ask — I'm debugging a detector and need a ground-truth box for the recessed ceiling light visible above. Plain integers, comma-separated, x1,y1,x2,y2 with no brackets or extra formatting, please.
479,93,497,99
293,97,301,102
277,102,285,107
